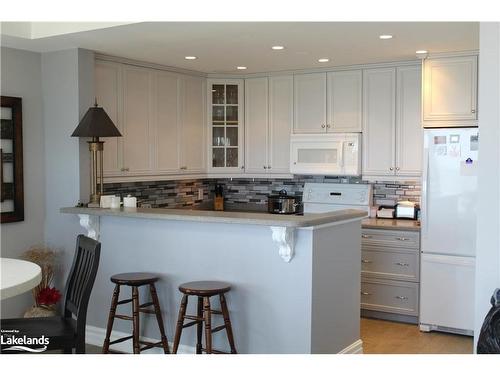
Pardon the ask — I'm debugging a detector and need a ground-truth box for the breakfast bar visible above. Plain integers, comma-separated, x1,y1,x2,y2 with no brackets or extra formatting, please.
61,206,366,354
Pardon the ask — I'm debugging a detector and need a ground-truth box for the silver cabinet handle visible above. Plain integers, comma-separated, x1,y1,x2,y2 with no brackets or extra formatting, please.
395,262,410,267
395,167,400,171
471,109,476,113
361,292,371,296
326,124,331,128
120,167,129,172
268,165,271,169
263,166,267,169
241,166,245,169
396,237,410,241
321,124,326,128
389,167,394,171
362,234,372,238
395,296,408,300
361,259,373,264
180,166,187,170
293,162,297,165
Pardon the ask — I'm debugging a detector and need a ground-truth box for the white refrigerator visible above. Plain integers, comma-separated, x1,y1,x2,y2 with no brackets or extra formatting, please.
420,128,478,336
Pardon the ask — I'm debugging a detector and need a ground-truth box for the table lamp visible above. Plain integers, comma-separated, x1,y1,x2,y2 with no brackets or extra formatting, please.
71,100,122,207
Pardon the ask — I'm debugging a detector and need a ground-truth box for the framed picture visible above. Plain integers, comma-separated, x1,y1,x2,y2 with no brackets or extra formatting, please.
1,96,24,223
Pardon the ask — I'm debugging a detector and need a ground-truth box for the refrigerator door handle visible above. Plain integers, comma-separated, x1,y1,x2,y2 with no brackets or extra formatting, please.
421,133,430,248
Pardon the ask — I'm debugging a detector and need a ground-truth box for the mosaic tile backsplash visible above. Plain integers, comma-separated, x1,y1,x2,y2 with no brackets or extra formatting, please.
104,176,421,209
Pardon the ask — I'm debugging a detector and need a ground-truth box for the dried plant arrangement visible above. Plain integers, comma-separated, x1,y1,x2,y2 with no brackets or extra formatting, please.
22,246,61,317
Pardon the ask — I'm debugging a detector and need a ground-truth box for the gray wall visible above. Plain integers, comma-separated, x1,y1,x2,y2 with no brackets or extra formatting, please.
475,22,500,350
0,47,45,318
41,48,94,292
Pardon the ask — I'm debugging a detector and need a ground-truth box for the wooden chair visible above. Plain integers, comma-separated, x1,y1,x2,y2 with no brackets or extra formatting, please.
0,235,101,354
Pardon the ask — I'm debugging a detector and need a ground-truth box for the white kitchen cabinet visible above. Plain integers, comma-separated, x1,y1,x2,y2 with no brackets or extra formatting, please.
244,76,293,175
396,66,422,176
95,61,123,176
363,66,422,179
180,75,206,173
293,73,327,133
207,79,244,172
122,65,153,174
154,70,181,173
245,77,269,174
294,71,362,134
268,75,293,173
362,68,396,176
327,70,362,132
423,55,477,125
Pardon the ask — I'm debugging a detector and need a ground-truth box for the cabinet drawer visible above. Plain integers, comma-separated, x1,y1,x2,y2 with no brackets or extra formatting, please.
362,228,420,249
361,247,419,282
361,278,419,316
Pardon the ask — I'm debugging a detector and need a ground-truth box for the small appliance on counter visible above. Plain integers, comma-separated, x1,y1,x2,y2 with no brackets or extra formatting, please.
214,184,224,211
394,200,419,220
268,189,301,214
376,205,395,219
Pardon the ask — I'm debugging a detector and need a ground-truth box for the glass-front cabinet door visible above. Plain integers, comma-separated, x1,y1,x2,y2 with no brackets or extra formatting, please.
208,79,244,172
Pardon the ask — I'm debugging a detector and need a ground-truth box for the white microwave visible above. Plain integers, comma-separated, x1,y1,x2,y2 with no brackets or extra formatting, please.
290,133,361,176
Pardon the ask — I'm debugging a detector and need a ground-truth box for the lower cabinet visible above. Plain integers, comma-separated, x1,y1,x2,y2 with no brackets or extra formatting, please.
361,228,421,323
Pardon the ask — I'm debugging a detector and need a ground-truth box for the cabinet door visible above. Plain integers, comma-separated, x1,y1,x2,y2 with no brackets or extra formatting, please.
269,76,293,174
362,68,396,177
181,75,206,173
293,73,327,133
155,71,180,173
423,55,477,122
327,70,362,132
95,61,123,176
396,66,422,176
122,66,153,174
244,77,269,174
208,79,244,172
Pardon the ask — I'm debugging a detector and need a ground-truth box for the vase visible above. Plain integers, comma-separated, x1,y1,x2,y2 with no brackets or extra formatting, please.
24,305,57,318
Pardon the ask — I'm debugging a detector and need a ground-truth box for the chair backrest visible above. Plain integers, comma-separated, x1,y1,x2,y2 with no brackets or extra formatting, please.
63,234,101,335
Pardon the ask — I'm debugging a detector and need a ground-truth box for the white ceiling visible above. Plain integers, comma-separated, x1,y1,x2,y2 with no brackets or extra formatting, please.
1,22,479,74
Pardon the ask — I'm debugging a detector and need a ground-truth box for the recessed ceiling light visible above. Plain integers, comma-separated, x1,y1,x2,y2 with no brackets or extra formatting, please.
184,56,197,60
318,58,330,63
416,50,428,54
379,35,393,40
272,45,285,50
237,66,247,70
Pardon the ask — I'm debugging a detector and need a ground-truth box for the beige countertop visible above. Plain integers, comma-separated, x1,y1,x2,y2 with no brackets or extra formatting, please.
362,218,421,232
61,206,367,228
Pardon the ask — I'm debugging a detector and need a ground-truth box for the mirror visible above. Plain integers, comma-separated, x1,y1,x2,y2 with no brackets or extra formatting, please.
1,96,24,223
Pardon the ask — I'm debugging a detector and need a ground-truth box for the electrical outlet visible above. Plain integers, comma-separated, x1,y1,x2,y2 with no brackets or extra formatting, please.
198,188,203,200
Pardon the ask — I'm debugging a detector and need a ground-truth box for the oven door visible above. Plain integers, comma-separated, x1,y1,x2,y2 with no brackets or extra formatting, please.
290,135,343,175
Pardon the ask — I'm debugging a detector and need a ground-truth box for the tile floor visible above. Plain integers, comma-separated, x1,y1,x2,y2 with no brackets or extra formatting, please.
361,318,474,354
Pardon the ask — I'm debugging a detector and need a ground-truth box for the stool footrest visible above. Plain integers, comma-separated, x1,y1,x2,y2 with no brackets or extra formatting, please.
115,314,133,321
107,349,125,354
117,298,133,305
139,308,156,314
211,325,226,333
210,310,222,315
109,335,133,345
139,340,163,352
182,320,200,329
139,302,154,308
184,314,204,322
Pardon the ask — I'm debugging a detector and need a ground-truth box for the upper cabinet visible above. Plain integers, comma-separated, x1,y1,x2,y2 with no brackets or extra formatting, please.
293,70,362,134
363,66,422,179
422,55,478,126
244,76,293,175
327,70,363,132
207,79,244,172
97,60,206,179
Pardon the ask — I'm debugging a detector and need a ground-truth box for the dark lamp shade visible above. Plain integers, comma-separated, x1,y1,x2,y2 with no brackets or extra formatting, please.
71,106,122,137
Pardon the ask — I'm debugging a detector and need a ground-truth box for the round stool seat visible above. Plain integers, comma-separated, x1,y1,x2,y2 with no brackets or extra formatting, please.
179,281,231,296
110,272,159,286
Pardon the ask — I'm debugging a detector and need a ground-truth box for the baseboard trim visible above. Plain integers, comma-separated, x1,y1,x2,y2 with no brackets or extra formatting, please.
338,339,363,354
86,325,196,354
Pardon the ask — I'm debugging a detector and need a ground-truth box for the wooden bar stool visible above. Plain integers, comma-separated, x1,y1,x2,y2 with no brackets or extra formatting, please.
102,272,170,354
172,281,237,354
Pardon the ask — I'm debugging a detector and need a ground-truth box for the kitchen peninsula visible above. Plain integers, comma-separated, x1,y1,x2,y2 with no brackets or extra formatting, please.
61,206,366,354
